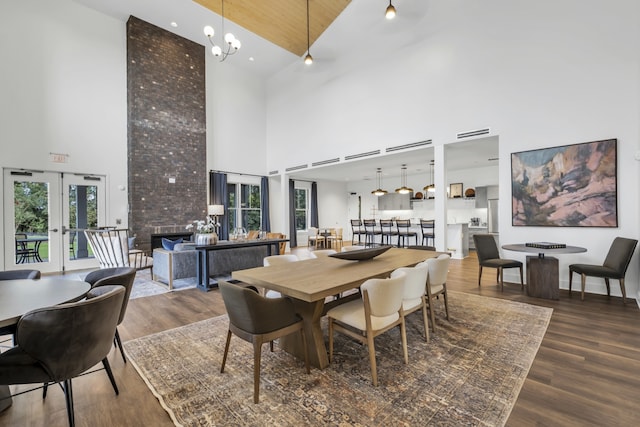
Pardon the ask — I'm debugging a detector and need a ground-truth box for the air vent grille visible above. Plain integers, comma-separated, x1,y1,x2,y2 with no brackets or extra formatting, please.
311,158,340,167
385,140,432,153
456,128,490,139
285,164,308,172
269,170,279,175
344,150,380,161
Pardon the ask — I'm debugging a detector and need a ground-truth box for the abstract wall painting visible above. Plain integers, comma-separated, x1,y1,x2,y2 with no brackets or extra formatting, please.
511,139,617,227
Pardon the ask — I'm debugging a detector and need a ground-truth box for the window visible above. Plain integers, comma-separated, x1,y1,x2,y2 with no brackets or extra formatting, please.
226,182,261,231
294,188,307,231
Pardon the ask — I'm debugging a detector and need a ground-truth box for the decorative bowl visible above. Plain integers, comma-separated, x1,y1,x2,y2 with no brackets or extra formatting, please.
329,245,393,261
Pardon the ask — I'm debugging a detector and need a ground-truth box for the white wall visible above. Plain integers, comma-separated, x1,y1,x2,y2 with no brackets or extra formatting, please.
266,0,640,298
0,0,129,259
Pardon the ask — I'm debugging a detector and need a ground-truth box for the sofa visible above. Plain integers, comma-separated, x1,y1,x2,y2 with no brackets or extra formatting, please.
152,242,268,289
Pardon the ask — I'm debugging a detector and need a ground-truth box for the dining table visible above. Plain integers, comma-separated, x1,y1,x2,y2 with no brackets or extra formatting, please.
15,236,49,263
502,243,587,300
232,247,442,369
0,277,90,411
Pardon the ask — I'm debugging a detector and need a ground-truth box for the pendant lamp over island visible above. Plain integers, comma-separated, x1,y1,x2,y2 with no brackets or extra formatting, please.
395,164,413,194
371,168,388,196
423,161,435,195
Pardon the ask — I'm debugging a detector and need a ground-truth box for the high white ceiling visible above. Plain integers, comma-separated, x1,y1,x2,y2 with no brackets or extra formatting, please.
74,0,498,182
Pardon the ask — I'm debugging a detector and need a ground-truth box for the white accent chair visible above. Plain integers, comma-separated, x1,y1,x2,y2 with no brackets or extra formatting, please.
391,264,430,342
84,229,153,272
327,272,408,386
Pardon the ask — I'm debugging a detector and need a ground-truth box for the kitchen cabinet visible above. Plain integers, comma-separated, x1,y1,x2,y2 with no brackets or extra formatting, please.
475,186,487,208
378,193,411,210
468,227,488,249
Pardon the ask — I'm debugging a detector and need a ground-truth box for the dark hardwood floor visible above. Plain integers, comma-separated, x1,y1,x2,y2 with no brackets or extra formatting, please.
2,249,639,426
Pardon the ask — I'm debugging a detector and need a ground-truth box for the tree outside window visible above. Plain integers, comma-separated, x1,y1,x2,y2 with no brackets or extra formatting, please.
226,182,261,231
294,188,307,230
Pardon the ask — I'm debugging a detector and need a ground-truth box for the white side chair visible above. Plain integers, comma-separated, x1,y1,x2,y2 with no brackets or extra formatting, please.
263,254,299,299
418,254,451,331
326,227,343,250
307,227,322,249
327,272,408,386
309,249,337,258
391,264,430,342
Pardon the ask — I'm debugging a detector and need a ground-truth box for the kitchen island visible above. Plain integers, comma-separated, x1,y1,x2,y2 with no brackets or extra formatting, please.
446,223,469,259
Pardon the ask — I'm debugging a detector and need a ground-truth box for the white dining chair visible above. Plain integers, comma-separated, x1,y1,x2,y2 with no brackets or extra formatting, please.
263,254,299,298
391,264,430,342
327,272,408,386
417,254,451,331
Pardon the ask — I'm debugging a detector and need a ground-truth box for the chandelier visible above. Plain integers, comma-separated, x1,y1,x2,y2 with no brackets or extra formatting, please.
395,164,413,194
203,0,241,62
423,161,435,195
371,168,388,196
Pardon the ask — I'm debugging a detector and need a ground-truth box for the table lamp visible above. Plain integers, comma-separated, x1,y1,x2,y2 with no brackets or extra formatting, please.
208,205,224,234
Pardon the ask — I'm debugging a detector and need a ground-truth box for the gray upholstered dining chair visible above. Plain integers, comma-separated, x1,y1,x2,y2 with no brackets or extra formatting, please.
473,234,523,291
326,273,408,386
0,269,42,346
569,237,638,303
84,267,137,362
218,280,309,404
0,285,125,427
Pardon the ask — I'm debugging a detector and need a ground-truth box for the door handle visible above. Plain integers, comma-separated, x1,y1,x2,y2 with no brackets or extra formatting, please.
50,228,59,232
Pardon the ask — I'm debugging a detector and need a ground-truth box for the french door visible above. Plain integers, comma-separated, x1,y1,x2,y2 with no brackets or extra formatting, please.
3,169,106,273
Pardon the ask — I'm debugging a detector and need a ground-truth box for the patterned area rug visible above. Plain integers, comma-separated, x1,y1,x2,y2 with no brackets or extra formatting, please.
125,291,552,426
130,269,197,299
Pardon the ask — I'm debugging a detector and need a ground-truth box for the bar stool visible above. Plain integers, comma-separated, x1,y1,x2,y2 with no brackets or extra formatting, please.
420,219,435,246
363,219,382,247
379,219,398,246
396,219,417,247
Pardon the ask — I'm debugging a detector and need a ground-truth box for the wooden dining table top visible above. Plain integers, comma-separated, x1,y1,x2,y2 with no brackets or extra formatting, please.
232,247,440,302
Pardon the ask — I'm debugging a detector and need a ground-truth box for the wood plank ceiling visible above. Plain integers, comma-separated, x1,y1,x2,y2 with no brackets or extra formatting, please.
193,0,351,57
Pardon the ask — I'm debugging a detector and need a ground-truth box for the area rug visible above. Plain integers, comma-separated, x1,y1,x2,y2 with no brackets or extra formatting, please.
129,269,197,299
124,291,552,426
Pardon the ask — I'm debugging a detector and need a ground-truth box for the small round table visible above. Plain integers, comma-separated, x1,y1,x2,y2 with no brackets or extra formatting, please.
502,244,586,300
0,277,90,411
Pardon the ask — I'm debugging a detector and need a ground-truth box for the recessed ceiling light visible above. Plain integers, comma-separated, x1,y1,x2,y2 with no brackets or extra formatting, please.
249,57,255,61
170,22,178,28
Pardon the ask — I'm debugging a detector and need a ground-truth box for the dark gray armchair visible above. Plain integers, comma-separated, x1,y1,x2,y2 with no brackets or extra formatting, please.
218,280,309,403
0,269,41,346
569,237,638,303
84,267,136,362
473,234,523,291
0,285,125,427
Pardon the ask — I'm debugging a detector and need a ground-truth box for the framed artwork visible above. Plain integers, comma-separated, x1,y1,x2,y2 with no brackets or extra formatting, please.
449,183,463,198
511,138,617,227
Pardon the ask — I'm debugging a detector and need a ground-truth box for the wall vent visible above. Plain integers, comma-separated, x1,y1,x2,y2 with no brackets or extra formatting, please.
385,140,432,153
344,149,380,161
269,170,279,175
456,128,490,139
285,164,308,172
311,157,341,167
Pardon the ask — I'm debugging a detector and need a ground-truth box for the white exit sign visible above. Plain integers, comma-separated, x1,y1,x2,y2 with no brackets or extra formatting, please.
49,152,69,163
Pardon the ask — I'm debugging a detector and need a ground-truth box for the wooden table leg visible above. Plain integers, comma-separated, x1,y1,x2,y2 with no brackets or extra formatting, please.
279,299,328,369
526,255,559,300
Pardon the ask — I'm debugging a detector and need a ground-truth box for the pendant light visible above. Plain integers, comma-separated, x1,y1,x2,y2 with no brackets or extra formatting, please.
395,164,413,194
371,168,388,196
304,0,313,65
385,1,397,20
423,161,435,196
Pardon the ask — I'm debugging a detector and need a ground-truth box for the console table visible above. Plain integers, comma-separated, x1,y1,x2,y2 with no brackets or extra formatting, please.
195,238,289,291
502,244,586,300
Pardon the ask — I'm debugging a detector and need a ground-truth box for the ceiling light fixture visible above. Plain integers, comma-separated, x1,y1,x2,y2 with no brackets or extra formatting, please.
371,168,388,196
385,1,397,20
423,161,435,195
304,0,313,65
203,0,241,62
395,164,413,194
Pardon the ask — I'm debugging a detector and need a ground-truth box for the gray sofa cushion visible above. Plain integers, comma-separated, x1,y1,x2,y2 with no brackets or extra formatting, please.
152,242,268,289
